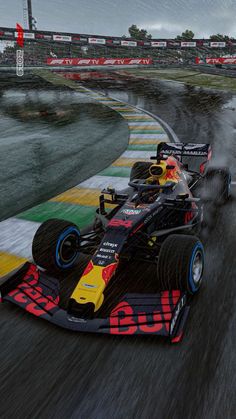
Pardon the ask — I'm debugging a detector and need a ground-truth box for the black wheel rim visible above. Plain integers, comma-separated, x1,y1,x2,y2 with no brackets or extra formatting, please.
59,233,80,263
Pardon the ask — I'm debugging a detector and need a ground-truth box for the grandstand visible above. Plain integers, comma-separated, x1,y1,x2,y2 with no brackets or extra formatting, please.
1,25,236,67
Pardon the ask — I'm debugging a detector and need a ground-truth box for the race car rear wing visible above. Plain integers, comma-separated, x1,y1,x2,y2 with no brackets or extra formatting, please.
154,142,212,159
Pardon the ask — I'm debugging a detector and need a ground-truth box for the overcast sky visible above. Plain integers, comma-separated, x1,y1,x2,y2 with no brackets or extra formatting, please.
0,0,235,38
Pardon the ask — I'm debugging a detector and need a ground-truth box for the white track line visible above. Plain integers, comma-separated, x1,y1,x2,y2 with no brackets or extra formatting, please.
0,218,40,259
77,175,129,190
128,122,163,127
130,133,168,140
122,150,154,159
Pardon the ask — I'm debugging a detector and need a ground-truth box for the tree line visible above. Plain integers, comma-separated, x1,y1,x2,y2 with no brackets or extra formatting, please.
127,25,233,41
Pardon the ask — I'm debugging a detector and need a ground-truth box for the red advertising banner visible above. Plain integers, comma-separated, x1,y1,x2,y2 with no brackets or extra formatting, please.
46,57,153,66
205,57,236,64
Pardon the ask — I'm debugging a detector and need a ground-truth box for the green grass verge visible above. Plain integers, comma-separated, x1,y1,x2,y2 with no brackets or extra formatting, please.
120,68,236,92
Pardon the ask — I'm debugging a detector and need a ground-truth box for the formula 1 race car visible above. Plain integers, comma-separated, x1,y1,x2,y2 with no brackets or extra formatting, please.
0,142,231,343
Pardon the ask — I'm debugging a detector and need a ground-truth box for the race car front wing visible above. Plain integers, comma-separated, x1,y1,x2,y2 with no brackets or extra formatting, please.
0,262,190,343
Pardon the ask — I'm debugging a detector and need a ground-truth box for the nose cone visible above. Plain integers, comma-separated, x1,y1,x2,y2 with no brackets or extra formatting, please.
68,300,96,319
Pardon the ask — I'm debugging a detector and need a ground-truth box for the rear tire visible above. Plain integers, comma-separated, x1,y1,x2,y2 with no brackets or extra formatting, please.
204,167,231,205
32,219,81,272
157,234,204,294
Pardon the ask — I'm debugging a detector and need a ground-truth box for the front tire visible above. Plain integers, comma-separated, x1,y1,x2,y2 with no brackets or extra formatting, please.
32,219,81,272
157,234,204,294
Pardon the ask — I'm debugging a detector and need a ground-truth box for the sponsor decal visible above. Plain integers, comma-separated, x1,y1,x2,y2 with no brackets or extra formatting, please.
121,209,142,215
36,33,52,40
16,49,24,77
121,40,137,47
144,214,153,225
129,58,152,64
23,32,35,39
82,283,98,289
15,31,35,39
46,57,152,66
88,37,106,45
103,242,118,248
7,266,59,317
103,58,124,65
96,254,110,259
78,59,100,65
144,207,161,225
210,42,226,48
4,31,13,36
68,316,87,323
108,219,133,228
98,260,106,266
109,292,181,335
206,57,236,65
181,41,196,47
110,301,164,334
170,295,186,335
47,59,64,65
53,34,72,42
99,248,115,254
167,41,180,47
151,41,167,47
164,148,207,156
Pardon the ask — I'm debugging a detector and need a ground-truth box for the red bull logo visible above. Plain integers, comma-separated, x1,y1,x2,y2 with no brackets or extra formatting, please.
161,157,180,184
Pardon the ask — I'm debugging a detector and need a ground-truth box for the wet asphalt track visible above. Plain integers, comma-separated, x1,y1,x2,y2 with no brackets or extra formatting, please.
1,78,236,419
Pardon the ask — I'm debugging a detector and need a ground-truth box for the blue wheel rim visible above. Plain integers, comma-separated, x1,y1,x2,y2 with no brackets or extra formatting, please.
188,243,204,293
55,226,80,269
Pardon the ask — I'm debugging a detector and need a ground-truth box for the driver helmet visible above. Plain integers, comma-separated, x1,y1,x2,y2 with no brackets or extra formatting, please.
149,161,167,180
